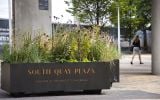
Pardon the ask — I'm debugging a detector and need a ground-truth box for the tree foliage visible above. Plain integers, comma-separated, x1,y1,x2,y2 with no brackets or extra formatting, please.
66,0,112,26
110,0,151,31
66,0,151,35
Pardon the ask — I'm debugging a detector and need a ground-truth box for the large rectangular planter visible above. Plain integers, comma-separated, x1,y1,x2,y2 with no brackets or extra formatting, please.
1,60,119,95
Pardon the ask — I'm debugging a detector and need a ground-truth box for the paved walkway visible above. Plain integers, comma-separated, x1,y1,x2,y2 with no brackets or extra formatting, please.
0,54,160,99
120,54,152,74
110,54,160,99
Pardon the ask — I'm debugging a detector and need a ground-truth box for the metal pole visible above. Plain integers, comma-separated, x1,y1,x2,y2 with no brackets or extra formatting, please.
117,6,121,54
8,0,12,53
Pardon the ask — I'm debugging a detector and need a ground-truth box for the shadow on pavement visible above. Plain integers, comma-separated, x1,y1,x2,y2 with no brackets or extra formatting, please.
0,89,160,99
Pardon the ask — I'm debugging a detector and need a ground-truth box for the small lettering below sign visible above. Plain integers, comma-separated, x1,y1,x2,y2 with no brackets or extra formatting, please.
39,0,48,10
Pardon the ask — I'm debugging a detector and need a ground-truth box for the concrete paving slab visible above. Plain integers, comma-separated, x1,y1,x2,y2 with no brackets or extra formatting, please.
120,54,152,74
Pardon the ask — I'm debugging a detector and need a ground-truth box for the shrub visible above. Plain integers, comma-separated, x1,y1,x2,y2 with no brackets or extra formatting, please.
1,26,119,63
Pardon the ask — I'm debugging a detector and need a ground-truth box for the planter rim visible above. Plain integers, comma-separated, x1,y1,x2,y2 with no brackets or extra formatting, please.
1,59,119,64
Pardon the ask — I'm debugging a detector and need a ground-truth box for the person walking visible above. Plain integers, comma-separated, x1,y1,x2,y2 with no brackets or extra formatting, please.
130,35,144,64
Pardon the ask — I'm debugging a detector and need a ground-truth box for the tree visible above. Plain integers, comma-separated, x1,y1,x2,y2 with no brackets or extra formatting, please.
109,0,151,44
109,0,151,31
65,0,112,26
136,0,151,28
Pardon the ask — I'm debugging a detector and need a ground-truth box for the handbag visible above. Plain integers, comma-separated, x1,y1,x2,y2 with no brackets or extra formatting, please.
130,45,134,51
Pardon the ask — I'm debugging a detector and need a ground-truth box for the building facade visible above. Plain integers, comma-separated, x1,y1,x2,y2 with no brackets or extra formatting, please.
0,19,9,53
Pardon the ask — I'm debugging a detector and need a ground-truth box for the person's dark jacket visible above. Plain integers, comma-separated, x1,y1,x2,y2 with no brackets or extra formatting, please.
133,40,141,50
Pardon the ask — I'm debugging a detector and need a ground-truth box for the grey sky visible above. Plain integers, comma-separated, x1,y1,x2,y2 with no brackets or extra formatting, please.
0,0,9,18
0,0,73,23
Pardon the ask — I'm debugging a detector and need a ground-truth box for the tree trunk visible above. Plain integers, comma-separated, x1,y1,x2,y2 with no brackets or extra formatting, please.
96,1,100,25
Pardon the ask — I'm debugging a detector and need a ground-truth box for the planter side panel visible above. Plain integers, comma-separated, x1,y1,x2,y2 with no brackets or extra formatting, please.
1,63,11,92
111,60,119,82
6,62,112,94
115,60,119,82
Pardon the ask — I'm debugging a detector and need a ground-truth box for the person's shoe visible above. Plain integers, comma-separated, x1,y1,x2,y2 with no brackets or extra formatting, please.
140,62,144,64
130,61,133,64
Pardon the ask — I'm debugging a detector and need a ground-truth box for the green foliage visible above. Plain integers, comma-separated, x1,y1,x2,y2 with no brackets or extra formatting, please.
1,26,119,63
66,0,151,37
1,34,51,63
1,45,10,62
110,0,151,31
2,44,41,63
89,39,103,61
66,0,112,25
51,29,90,62
50,26,119,62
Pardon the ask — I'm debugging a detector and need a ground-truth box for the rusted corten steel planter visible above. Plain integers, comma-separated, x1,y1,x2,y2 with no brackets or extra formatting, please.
1,59,119,95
